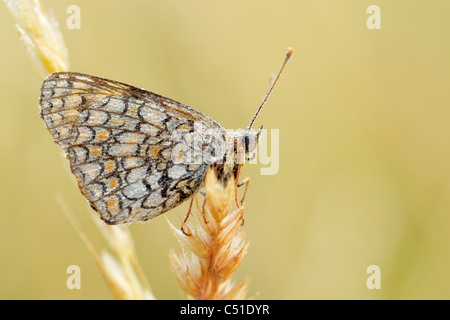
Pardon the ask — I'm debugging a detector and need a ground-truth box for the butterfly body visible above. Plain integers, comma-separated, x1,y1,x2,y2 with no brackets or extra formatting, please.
39,72,252,224
39,49,291,224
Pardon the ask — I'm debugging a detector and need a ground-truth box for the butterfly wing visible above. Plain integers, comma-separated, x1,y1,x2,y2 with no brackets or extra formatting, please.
40,72,224,224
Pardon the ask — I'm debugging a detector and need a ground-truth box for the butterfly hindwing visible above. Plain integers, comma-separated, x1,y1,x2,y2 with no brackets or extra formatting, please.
40,72,224,224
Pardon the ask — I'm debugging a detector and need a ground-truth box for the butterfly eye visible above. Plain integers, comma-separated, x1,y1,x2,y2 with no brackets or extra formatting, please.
244,134,250,153
242,129,260,161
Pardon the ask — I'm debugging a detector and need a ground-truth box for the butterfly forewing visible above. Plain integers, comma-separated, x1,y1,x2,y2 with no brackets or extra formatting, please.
40,72,225,224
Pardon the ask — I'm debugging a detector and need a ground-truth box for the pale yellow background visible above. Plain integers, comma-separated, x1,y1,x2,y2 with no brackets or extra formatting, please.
1,1,449,299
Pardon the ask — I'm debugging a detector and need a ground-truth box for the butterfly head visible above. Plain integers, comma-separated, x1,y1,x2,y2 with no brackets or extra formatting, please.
243,125,263,161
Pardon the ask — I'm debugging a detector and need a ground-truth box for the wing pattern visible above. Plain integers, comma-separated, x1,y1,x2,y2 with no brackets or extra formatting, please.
40,72,224,224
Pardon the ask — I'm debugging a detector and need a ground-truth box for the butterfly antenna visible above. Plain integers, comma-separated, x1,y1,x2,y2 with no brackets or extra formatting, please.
248,47,293,130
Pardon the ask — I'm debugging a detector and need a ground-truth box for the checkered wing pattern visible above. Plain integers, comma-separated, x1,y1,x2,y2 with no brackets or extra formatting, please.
39,72,224,224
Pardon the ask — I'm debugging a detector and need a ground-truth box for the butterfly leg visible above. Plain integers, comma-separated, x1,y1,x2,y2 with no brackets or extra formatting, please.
232,177,250,226
236,176,250,207
181,197,195,236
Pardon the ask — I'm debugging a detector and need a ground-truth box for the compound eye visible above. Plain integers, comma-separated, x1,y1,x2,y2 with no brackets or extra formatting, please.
244,135,250,153
243,130,259,161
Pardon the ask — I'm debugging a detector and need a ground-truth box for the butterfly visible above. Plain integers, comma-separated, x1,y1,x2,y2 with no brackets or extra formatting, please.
39,48,292,224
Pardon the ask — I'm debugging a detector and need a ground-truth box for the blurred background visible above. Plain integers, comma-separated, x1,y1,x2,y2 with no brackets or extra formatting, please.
1,0,449,299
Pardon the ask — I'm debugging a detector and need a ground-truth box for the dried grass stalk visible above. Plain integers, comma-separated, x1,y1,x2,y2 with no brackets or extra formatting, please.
3,0,69,76
5,0,153,299
58,196,154,300
168,168,250,300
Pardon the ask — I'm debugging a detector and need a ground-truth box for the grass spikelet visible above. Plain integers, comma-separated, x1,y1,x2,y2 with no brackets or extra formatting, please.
168,167,250,300
58,196,154,300
5,1,153,299
3,0,69,76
